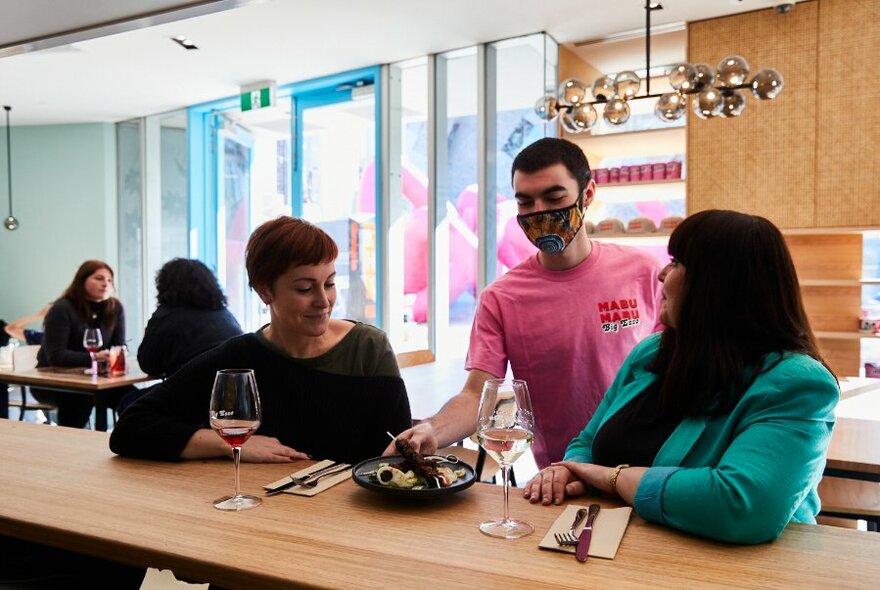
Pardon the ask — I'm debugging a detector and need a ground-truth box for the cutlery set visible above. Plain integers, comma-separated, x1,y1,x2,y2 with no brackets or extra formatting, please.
265,462,351,496
553,503,600,562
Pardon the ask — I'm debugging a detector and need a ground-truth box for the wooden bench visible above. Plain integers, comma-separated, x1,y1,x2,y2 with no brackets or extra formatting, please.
818,476,880,531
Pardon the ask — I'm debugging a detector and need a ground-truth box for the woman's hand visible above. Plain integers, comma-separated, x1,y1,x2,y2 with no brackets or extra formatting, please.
240,435,310,463
523,464,590,505
94,350,111,361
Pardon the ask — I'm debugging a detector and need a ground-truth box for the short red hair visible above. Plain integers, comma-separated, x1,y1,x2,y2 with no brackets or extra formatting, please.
245,216,338,291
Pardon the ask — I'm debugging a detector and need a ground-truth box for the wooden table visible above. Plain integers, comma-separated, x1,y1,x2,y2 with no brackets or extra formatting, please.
1,421,878,589
0,365,157,431
825,387,880,480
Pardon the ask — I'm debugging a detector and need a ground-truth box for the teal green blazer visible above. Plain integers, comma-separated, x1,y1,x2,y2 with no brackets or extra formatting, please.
564,333,838,544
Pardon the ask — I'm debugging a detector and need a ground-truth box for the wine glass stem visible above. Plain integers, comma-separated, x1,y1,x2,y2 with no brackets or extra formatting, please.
232,445,242,498
501,464,511,523
89,352,96,375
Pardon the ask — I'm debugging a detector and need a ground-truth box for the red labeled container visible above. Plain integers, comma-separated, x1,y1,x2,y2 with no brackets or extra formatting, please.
594,168,609,184
609,167,620,184
640,163,653,181
652,163,666,180
666,161,682,179
629,165,641,182
619,166,630,183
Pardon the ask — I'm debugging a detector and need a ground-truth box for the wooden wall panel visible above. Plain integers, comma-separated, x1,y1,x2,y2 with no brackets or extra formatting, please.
687,3,818,227
815,0,880,227
785,233,862,280
817,338,861,377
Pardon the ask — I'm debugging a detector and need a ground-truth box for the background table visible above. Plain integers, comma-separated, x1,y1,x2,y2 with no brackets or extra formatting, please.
1,421,878,589
0,365,157,430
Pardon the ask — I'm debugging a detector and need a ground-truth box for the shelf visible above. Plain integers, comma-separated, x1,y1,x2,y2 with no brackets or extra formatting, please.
569,127,685,159
598,179,685,188
815,331,880,340
799,279,880,287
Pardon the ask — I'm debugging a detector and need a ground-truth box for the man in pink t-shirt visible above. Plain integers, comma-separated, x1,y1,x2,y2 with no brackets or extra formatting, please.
385,137,663,468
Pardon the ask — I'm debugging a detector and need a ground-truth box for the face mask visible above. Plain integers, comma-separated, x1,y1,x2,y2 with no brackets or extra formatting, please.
516,198,585,253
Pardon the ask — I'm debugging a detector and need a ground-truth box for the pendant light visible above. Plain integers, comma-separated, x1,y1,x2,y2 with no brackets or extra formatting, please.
4,105,19,231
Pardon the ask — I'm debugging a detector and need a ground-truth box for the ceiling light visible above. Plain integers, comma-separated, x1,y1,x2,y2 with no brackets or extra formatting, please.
535,1,784,129
171,36,198,50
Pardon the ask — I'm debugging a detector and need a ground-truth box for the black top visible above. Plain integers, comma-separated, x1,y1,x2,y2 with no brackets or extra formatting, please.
137,305,243,378
37,298,125,367
109,333,412,465
591,381,684,468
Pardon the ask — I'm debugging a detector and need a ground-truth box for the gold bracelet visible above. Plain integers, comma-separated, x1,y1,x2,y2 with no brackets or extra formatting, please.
608,464,630,496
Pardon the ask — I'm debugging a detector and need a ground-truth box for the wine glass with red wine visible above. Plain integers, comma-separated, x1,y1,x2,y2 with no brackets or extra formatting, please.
209,369,262,511
82,328,103,375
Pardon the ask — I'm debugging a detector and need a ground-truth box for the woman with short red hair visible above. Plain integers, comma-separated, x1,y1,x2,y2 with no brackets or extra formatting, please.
110,216,411,465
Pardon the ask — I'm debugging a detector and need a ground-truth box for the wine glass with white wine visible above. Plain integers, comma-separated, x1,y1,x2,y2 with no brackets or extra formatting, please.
477,378,535,539
209,369,262,511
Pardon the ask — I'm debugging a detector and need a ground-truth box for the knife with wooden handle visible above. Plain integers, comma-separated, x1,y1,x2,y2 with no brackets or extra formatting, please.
576,503,601,562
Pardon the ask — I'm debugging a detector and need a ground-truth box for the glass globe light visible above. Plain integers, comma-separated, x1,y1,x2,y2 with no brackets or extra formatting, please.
751,69,784,100
558,78,589,106
716,55,750,88
591,75,616,102
560,110,584,134
568,103,598,131
692,63,715,92
668,63,699,92
693,89,723,119
613,71,641,99
534,93,558,121
4,215,19,230
655,92,687,121
603,97,630,126
719,90,747,118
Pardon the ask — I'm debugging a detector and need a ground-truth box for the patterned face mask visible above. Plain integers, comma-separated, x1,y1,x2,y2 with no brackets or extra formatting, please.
516,198,585,253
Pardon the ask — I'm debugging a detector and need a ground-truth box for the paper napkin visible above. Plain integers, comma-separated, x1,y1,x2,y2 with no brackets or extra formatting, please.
264,459,352,497
538,504,633,559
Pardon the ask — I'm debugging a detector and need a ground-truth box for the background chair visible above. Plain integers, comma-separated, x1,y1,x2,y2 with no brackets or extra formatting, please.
817,475,880,532
9,345,56,422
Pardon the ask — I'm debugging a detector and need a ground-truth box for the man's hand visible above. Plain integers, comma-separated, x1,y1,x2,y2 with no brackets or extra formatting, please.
240,435,310,463
382,422,438,456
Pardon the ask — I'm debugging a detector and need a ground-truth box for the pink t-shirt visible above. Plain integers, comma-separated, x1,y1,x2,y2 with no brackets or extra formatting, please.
466,241,664,468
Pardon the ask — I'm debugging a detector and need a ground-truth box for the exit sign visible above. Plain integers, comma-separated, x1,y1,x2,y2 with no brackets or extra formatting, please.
240,81,276,112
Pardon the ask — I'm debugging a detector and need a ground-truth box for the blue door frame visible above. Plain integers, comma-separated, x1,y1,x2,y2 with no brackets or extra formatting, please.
187,66,384,327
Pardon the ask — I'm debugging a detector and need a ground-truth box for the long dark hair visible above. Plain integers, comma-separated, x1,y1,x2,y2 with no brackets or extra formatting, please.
60,260,119,332
156,258,227,310
649,210,833,416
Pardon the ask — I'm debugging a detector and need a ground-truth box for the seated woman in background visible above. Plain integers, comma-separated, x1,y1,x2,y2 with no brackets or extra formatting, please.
34,260,132,428
138,258,242,378
110,216,411,465
524,209,839,545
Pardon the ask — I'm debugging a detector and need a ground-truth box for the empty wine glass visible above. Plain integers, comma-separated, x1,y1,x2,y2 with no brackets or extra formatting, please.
82,328,103,375
477,378,535,539
209,369,262,511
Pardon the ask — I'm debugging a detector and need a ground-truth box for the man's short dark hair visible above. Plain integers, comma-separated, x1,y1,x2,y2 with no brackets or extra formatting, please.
511,137,592,194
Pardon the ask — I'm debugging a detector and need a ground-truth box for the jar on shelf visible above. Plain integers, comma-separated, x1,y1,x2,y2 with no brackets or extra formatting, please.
609,167,620,183
666,161,682,179
652,163,666,180
619,166,630,183
594,168,608,184
640,164,653,181
629,165,642,182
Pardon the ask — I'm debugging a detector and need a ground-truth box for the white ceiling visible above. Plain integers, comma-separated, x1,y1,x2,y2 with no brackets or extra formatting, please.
0,0,799,125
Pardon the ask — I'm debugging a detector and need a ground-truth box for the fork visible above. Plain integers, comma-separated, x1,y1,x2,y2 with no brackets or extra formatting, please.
554,507,588,546
290,465,352,488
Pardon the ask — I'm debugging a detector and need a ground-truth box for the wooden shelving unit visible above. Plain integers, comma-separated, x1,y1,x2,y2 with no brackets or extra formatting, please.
597,178,684,188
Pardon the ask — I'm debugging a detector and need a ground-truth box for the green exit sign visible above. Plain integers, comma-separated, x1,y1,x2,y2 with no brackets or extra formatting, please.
240,81,276,112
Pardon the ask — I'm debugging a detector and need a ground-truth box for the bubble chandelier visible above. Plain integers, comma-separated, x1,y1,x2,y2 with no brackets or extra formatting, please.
535,1,785,132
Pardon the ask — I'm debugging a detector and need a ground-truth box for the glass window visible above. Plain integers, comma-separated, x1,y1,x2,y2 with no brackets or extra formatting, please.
116,121,144,350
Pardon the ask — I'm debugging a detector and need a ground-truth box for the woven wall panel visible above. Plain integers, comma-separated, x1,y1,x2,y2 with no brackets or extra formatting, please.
687,3,818,228
815,0,880,227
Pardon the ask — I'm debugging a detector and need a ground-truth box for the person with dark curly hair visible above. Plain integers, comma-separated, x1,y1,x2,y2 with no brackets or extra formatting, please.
137,258,242,379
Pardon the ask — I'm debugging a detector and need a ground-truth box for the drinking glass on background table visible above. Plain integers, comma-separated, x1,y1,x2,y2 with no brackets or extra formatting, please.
82,328,103,375
209,369,262,511
477,378,535,539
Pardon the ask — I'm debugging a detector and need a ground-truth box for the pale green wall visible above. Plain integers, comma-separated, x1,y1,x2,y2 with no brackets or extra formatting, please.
0,123,117,326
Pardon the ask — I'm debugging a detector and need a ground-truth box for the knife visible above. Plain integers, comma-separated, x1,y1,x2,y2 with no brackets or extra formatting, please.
576,503,601,562
265,461,344,495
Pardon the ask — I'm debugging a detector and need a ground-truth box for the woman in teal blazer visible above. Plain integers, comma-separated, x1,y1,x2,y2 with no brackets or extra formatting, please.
524,210,839,544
